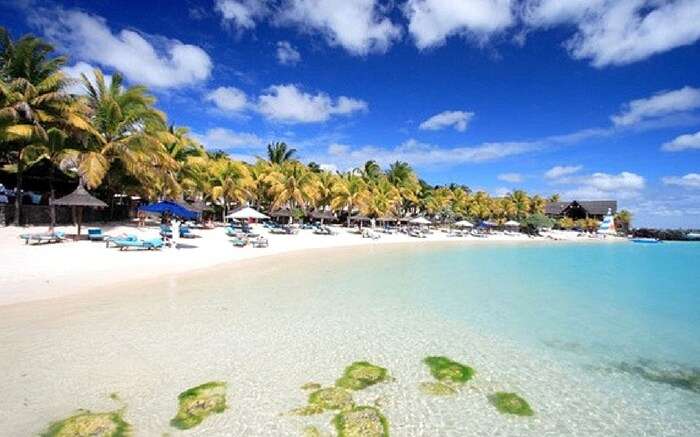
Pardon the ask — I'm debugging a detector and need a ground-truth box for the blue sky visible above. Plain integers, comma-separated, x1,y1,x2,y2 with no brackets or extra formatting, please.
2,0,700,227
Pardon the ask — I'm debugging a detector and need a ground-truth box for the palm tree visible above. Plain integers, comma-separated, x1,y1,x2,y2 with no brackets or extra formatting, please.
208,158,252,220
548,193,561,203
529,195,546,215
509,190,531,220
266,142,296,164
62,69,176,194
615,209,633,234
0,30,92,224
331,173,368,226
359,160,382,182
267,161,318,218
386,161,421,215
361,177,399,219
314,170,338,212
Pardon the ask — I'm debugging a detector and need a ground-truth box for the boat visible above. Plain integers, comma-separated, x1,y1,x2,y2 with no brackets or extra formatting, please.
687,232,700,240
630,238,662,244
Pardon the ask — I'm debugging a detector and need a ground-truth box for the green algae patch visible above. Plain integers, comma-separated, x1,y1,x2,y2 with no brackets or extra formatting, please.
41,410,132,437
301,382,322,391
170,381,227,430
308,387,354,411
333,406,388,437
488,392,534,416
616,361,700,393
419,381,458,396
290,404,326,416
336,361,389,391
423,356,475,384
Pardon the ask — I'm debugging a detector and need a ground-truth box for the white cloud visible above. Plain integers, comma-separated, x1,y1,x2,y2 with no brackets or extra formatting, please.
419,110,474,132
311,138,539,169
497,173,523,183
35,9,211,89
278,0,402,55
276,41,301,65
662,173,700,189
205,86,249,112
257,84,367,123
215,0,268,30
611,86,700,126
61,61,112,95
544,165,582,179
555,171,646,200
405,0,515,49
523,0,700,67
662,131,700,152
193,128,264,150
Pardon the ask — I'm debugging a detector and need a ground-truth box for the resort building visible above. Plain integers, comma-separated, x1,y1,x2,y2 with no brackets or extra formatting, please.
545,200,617,221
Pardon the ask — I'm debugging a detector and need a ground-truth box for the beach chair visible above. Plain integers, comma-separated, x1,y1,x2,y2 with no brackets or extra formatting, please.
231,236,248,247
252,236,269,248
180,226,197,238
87,228,106,241
113,236,164,251
19,231,66,245
159,225,173,238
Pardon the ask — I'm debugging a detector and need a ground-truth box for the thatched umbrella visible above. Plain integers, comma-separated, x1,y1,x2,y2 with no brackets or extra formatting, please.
51,184,107,237
310,209,336,224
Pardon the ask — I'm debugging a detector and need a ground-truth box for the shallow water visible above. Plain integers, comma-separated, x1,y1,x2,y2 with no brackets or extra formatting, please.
1,241,699,436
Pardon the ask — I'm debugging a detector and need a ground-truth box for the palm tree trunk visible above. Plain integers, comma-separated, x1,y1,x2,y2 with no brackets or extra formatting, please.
13,163,23,226
49,164,56,229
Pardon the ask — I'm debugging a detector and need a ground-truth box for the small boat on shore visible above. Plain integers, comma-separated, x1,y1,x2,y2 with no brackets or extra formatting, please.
630,238,662,244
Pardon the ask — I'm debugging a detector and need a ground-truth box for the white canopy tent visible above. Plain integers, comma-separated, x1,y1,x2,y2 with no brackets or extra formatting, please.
226,206,269,221
454,220,474,228
504,220,520,227
409,217,432,225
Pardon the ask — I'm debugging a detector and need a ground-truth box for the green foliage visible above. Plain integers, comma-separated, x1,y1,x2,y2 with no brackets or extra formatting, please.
41,410,132,437
170,381,227,430
335,361,389,391
423,356,475,384
333,406,389,437
522,213,555,231
488,392,534,416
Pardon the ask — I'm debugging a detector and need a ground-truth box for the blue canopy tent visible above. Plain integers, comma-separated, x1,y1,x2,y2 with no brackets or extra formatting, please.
138,201,199,220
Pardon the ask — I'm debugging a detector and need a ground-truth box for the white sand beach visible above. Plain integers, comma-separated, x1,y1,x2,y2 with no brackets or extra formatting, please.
0,222,616,307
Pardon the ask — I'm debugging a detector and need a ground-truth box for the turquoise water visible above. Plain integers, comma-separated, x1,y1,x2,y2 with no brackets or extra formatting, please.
2,241,699,436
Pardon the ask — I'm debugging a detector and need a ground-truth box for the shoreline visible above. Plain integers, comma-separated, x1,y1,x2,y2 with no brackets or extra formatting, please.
0,222,624,308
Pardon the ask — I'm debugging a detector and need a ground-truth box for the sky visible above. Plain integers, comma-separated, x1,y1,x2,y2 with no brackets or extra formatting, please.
2,0,700,228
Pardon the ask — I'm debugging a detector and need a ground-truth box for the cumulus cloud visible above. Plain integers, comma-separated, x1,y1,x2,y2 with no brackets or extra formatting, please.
523,0,700,67
554,171,646,200
276,41,301,65
419,110,474,132
215,0,268,30
257,84,367,123
278,0,402,55
61,61,112,95
34,9,211,89
193,128,264,150
662,173,700,189
611,86,700,126
497,173,523,183
205,86,249,112
662,131,700,152
544,165,582,179
405,0,515,49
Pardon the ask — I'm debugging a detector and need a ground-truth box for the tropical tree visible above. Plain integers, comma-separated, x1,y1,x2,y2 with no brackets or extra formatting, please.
267,161,318,216
331,173,368,226
361,177,399,219
615,209,633,234
558,217,575,230
208,158,252,219
359,160,382,182
386,161,421,215
266,141,296,164
509,190,531,220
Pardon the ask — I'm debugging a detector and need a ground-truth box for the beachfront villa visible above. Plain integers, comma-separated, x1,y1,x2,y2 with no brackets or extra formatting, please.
544,200,618,221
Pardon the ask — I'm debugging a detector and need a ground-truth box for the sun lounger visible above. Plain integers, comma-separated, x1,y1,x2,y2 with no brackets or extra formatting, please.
111,236,163,251
231,237,248,247
19,231,66,245
252,236,269,248
87,228,106,241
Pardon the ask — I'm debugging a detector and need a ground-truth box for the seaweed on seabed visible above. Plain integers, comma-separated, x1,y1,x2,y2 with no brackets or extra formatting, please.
488,392,534,416
41,410,132,437
418,381,458,396
616,361,700,394
333,406,389,437
290,386,354,416
423,356,475,384
336,361,390,391
170,381,227,430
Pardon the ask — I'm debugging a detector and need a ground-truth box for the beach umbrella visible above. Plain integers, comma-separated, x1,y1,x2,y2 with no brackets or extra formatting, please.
139,200,199,220
409,217,432,225
51,184,107,237
226,206,270,220
310,209,336,224
504,220,520,226
481,220,498,227
454,220,474,228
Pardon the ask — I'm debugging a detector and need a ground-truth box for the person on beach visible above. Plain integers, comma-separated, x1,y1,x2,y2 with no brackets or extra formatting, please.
172,218,180,249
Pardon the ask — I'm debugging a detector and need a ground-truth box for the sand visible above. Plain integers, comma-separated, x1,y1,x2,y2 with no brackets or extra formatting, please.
0,221,617,307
